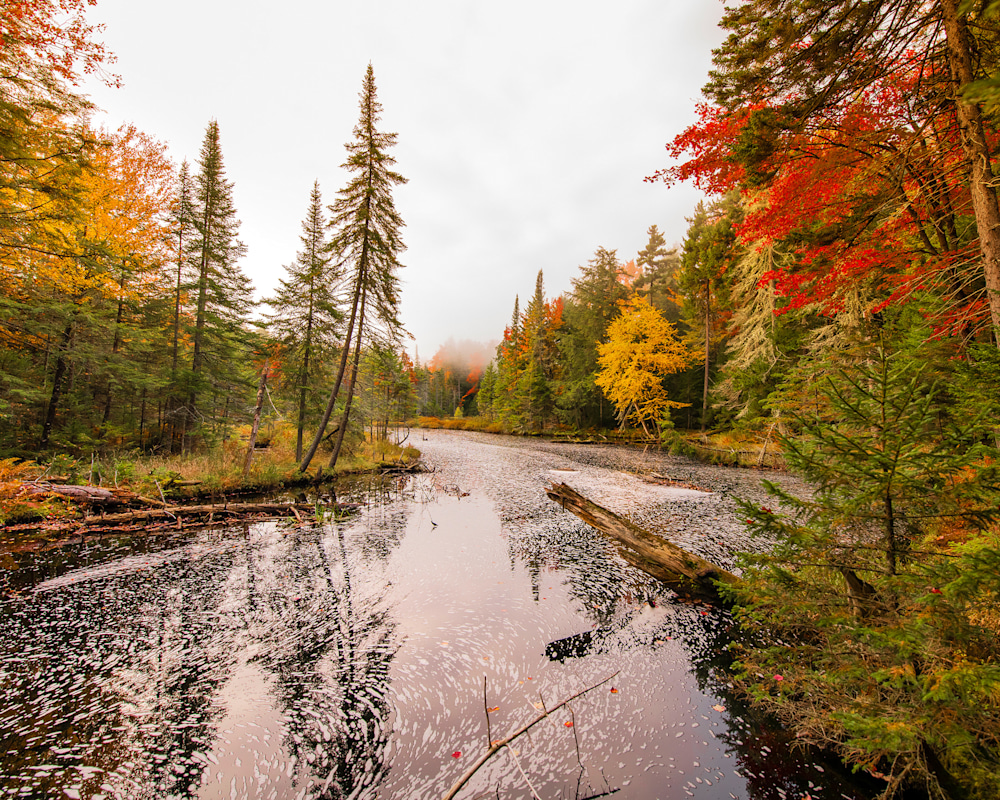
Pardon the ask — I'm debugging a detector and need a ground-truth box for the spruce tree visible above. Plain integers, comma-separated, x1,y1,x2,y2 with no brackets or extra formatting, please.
185,120,252,447
732,329,1000,798
267,181,340,460
635,225,681,319
557,247,627,428
300,64,406,472
517,270,558,429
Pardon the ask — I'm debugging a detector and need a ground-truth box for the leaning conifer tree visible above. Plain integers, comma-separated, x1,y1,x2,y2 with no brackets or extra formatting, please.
299,64,406,473
267,181,340,460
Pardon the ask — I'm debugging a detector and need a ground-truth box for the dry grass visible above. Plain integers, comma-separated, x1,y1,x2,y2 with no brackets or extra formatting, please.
682,429,785,469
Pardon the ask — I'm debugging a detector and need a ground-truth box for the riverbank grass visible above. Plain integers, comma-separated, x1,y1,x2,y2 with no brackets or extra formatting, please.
0,422,420,526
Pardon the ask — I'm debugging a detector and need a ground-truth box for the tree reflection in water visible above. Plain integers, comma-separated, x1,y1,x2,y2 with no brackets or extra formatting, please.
250,517,400,800
0,434,883,800
0,530,243,799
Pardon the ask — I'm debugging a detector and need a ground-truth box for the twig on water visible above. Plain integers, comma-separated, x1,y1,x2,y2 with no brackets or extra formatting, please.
440,671,619,800
567,705,582,767
506,747,543,800
483,675,492,750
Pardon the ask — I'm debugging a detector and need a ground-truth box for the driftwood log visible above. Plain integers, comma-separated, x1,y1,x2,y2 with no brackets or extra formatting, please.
546,482,739,602
76,501,320,527
25,483,165,508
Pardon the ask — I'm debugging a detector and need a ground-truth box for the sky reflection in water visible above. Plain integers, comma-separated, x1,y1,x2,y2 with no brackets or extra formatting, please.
0,431,880,800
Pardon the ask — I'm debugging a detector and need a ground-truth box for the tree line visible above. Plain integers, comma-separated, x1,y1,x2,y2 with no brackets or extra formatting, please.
0,1,410,471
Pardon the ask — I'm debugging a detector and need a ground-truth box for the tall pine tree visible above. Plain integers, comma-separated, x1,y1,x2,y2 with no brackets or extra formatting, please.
185,120,252,448
300,65,406,472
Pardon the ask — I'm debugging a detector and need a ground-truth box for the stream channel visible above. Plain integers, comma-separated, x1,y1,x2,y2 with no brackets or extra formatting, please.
0,430,883,800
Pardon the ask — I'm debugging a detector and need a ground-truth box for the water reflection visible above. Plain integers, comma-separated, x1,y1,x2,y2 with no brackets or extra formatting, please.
0,433,882,800
250,523,399,800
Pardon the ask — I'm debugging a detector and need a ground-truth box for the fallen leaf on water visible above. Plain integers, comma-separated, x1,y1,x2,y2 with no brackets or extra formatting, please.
451,751,461,758
610,687,618,694
487,706,499,713
532,702,544,710
564,721,574,728
712,704,726,712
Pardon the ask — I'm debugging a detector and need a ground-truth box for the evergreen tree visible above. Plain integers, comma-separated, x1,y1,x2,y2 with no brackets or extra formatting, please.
679,193,742,429
634,225,682,320
164,159,195,447
557,247,627,428
300,64,406,472
516,270,561,429
477,361,497,420
185,120,253,448
267,181,340,460
491,296,523,425
732,328,1000,798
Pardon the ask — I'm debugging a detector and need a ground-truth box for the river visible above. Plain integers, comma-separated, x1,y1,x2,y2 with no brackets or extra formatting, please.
0,430,881,800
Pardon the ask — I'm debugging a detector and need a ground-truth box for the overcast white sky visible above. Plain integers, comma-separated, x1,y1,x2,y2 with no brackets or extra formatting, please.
83,0,726,360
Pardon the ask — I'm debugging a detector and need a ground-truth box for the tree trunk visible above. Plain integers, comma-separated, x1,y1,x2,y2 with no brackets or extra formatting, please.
545,482,738,601
40,321,74,448
299,236,368,472
243,359,269,477
941,0,1000,344
296,312,313,462
702,278,711,430
329,278,368,469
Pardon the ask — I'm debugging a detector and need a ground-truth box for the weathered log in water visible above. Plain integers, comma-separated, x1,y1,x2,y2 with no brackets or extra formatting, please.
25,483,166,508
76,501,329,527
545,481,739,602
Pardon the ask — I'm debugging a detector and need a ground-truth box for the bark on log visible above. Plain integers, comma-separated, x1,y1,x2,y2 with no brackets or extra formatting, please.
27,484,119,504
26,484,165,507
77,501,321,526
546,482,739,602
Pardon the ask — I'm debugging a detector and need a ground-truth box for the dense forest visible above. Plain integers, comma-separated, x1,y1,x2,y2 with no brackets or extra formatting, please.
3,2,1000,798
0,1,412,471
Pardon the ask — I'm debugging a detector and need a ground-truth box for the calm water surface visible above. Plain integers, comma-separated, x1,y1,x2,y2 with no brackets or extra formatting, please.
0,431,881,800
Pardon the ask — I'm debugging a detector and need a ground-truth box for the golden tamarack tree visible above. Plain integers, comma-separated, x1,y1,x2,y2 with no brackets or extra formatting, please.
594,296,696,436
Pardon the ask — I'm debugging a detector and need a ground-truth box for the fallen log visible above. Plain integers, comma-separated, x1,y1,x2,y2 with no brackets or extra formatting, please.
545,482,739,602
78,501,321,527
25,483,165,508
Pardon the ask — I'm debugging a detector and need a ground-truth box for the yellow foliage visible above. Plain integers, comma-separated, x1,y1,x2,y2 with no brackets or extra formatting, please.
595,297,697,433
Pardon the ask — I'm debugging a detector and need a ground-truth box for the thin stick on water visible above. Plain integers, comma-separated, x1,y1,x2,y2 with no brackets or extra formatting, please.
567,705,582,767
506,747,542,800
483,675,492,749
441,671,619,800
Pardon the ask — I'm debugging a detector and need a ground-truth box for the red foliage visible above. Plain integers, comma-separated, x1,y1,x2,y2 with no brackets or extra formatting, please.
1,0,118,86
656,63,989,330
648,103,754,193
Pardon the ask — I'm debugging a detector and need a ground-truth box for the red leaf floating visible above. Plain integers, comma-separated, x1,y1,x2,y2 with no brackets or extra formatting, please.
452,751,461,758
564,721,574,728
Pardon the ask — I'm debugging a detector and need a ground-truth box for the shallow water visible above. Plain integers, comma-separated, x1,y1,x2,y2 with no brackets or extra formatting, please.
0,430,880,800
